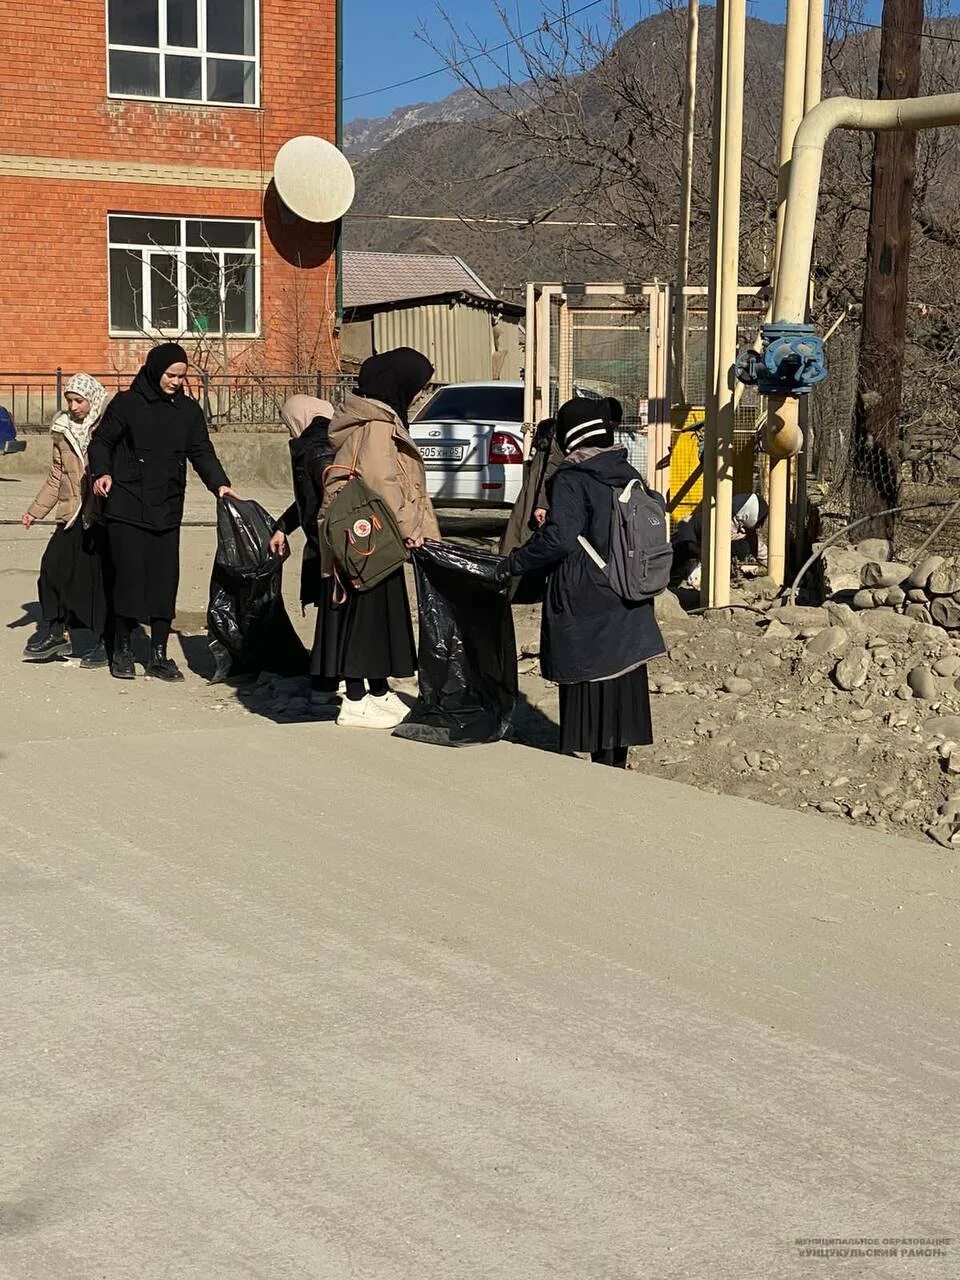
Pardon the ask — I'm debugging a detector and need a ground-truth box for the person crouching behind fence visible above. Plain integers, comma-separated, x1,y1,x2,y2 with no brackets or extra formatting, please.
89,343,237,683
319,348,439,730
21,373,111,667
501,397,666,768
671,492,769,590
269,394,339,702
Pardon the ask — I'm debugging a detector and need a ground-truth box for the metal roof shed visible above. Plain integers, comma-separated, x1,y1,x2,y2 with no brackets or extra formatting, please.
341,251,523,383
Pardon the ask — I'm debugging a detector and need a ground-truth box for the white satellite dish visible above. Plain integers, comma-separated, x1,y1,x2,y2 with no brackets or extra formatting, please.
273,136,356,223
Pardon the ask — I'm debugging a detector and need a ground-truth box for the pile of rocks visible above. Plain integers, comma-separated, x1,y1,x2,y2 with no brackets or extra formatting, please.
819,538,960,630
642,598,960,843
922,716,960,846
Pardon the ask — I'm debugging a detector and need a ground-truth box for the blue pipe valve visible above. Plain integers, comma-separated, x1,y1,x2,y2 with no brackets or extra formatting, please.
734,322,828,396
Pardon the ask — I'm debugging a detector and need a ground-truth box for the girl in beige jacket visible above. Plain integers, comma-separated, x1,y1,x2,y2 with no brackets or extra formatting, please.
21,373,110,665
319,348,438,730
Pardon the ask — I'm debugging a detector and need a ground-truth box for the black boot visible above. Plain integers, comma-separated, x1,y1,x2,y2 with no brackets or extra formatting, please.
110,635,136,680
80,640,109,670
145,642,184,682
23,623,70,662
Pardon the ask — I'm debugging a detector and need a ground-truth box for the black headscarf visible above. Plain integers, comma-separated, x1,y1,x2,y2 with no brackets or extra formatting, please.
142,343,189,400
532,416,556,453
555,397,614,455
357,347,434,426
603,397,624,427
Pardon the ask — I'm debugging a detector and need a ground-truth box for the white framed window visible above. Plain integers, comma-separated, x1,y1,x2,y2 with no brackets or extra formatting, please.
107,0,259,107
108,214,260,337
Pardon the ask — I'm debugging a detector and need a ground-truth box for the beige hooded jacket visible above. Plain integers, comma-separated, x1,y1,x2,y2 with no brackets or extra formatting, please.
324,392,441,545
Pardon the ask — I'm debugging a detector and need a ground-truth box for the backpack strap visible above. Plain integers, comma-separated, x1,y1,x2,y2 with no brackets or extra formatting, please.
577,534,607,570
321,434,363,490
330,563,348,606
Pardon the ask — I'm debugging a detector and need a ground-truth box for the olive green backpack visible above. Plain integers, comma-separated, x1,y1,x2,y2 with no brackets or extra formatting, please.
322,445,407,597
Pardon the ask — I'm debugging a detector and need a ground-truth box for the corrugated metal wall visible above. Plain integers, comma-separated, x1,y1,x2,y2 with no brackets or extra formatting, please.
340,318,375,365
371,303,522,382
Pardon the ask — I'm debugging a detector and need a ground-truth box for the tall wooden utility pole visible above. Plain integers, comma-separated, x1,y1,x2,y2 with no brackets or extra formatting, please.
851,0,922,541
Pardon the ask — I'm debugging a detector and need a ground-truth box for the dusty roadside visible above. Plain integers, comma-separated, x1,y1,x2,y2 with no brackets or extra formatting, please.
2,474,957,1278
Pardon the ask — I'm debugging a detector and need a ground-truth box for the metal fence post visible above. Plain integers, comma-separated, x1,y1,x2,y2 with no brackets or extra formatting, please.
201,371,211,427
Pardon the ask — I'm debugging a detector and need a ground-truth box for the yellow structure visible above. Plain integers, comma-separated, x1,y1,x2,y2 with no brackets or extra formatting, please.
669,408,755,526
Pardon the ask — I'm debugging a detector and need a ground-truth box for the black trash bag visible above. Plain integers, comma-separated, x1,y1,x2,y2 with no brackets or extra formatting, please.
207,496,309,683
394,539,517,747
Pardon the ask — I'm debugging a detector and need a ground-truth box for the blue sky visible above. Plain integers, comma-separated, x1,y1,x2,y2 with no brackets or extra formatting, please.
342,0,797,121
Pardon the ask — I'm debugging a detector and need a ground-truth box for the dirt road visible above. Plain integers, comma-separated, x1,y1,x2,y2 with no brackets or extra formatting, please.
1,478,958,1278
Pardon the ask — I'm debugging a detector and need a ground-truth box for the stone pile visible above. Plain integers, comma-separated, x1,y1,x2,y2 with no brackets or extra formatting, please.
647,601,960,845
819,538,960,631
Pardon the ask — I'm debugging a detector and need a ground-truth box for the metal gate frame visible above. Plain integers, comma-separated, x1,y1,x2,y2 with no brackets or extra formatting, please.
523,282,671,502
523,282,769,531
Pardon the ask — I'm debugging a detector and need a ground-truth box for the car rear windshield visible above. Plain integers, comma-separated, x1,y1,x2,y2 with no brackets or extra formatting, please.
415,386,524,423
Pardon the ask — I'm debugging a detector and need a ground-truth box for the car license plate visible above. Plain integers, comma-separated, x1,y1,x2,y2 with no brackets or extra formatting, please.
418,444,464,462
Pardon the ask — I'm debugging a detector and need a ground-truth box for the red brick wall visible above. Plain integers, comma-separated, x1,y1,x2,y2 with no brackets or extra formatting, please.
0,0,338,375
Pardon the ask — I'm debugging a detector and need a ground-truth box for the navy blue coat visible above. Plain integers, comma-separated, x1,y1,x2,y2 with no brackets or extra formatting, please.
507,448,666,685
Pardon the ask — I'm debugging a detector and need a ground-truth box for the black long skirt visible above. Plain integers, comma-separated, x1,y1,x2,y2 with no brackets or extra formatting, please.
559,665,654,755
311,569,416,681
106,521,180,622
38,520,107,635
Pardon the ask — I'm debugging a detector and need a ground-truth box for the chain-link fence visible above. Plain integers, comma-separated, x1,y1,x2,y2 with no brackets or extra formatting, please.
555,290,651,475
805,318,960,565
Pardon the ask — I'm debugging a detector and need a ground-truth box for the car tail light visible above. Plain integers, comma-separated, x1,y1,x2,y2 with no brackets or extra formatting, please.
489,432,523,465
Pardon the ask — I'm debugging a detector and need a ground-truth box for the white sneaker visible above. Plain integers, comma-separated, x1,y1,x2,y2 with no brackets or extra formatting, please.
373,690,409,721
336,693,406,729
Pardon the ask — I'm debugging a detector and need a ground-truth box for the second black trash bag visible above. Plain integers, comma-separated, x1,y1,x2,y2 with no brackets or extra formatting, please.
394,540,518,747
207,496,309,683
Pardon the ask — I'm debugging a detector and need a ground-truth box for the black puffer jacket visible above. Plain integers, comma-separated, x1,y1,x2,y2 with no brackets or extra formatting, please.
88,372,229,531
507,447,666,684
275,416,335,607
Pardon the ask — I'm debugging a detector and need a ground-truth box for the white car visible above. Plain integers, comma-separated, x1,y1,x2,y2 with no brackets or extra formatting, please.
411,381,527,509
411,381,605,508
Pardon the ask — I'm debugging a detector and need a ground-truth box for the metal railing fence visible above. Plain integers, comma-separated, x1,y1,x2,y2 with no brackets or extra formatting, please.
0,370,360,430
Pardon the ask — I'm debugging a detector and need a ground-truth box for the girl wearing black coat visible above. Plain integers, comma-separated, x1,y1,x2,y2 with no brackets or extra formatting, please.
505,397,665,768
89,343,236,682
269,394,338,700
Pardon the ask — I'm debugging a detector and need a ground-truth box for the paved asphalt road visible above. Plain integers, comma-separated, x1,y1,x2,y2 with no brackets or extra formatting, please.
0,474,957,1279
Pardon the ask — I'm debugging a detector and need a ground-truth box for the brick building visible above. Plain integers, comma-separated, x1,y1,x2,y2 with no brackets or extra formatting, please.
0,0,340,378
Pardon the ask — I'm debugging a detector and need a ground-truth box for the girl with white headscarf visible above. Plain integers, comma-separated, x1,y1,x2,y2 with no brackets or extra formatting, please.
21,373,112,666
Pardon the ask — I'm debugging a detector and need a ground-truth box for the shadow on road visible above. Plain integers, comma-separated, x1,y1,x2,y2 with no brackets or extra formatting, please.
7,601,40,630
509,691,560,755
177,631,218,681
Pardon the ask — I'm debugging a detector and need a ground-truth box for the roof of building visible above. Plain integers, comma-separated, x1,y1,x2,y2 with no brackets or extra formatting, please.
343,250,501,311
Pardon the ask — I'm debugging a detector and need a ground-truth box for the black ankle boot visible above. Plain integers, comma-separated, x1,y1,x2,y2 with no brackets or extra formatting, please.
80,640,109,670
145,642,184,682
110,636,135,680
23,624,70,661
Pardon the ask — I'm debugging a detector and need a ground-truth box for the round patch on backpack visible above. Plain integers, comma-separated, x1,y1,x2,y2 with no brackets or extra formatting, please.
353,518,373,539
